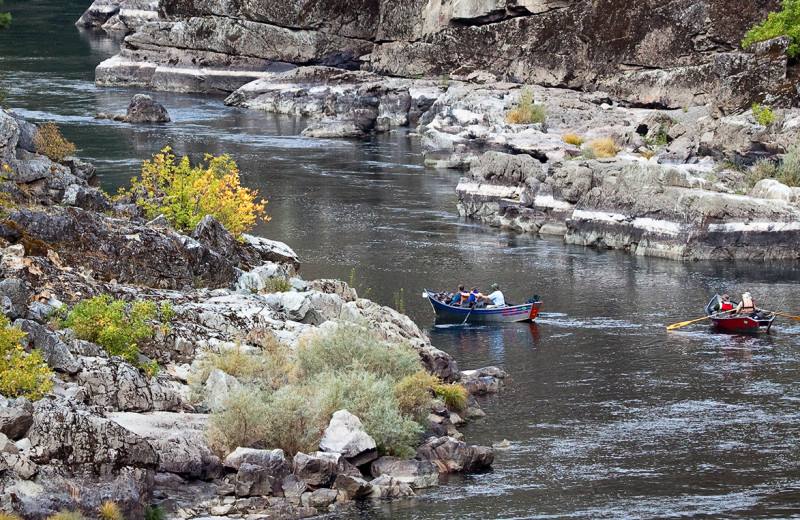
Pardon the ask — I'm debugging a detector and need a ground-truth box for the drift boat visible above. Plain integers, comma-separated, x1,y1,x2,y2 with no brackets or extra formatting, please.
705,294,775,333
424,289,542,323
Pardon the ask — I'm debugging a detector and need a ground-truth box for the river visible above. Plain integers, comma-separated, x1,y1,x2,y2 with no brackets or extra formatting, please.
3,2,800,518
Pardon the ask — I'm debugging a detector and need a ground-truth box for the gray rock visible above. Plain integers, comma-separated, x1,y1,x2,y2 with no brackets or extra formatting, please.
204,368,241,410
367,474,415,498
14,319,80,375
318,409,378,467
292,451,338,487
224,448,291,495
415,436,493,473
0,278,29,319
370,456,439,489
124,94,171,123
62,184,113,212
332,474,373,499
0,406,33,440
301,487,339,509
235,462,279,497
281,474,308,503
191,215,260,268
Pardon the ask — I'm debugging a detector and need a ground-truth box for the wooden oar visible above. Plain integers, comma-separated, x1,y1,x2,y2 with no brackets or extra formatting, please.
762,310,800,322
666,315,713,331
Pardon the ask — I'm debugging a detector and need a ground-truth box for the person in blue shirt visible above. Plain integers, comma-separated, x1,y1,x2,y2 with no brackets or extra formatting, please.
451,285,469,305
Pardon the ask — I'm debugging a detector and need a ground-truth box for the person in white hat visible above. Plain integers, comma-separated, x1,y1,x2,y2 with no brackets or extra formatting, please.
486,283,506,308
735,292,757,316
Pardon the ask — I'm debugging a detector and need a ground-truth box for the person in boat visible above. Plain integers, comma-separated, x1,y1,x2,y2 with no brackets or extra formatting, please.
734,292,757,316
450,285,469,305
469,287,489,307
713,294,734,313
485,283,506,308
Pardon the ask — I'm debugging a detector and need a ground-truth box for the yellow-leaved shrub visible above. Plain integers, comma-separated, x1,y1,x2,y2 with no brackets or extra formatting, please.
130,147,270,238
0,314,53,400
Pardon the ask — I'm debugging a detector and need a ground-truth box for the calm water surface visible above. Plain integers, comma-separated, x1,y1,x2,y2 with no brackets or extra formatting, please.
3,2,800,518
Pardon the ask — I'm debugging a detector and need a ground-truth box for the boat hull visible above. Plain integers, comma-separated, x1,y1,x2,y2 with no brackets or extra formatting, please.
705,294,775,333
425,290,541,323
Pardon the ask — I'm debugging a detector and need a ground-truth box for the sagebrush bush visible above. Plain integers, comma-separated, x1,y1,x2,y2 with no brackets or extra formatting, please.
207,385,272,456
395,370,437,419
98,501,124,520
33,122,76,163
581,145,597,160
742,0,800,58
748,158,778,189
295,322,421,381
746,146,800,189
0,314,53,400
433,382,468,412
563,134,584,146
588,138,620,158
507,87,546,124
61,295,172,363
192,342,291,391
312,369,423,458
264,277,292,293
128,147,269,238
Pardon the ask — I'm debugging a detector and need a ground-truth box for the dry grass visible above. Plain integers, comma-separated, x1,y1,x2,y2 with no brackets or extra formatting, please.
433,383,468,412
588,137,620,158
34,122,76,163
98,501,124,520
563,133,584,146
507,87,546,124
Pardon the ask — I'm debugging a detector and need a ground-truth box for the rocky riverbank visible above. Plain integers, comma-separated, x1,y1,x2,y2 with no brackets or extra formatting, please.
83,0,800,261
0,108,502,518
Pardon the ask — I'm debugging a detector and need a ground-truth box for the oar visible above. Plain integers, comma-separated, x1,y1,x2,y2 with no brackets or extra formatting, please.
762,310,800,322
666,315,713,331
461,301,476,325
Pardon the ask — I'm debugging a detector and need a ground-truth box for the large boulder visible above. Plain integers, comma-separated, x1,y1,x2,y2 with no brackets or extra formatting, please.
224,447,292,496
415,436,494,473
369,456,439,489
291,451,338,487
0,278,30,320
14,319,80,375
318,409,378,467
0,406,33,440
124,94,171,123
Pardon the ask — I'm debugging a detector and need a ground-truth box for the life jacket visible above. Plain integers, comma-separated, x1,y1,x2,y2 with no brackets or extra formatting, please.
720,301,734,311
459,291,470,302
469,291,480,303
740,295,755,312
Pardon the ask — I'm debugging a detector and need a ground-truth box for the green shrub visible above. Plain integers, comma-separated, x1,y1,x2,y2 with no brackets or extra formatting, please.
33,122,76,163
61,295,172,363
98,501,124,520
264,277,292,293
742,0,800,58
507,86,546,124
776,144,800,186
748,158,778,189
433,383,468,412
0,0,10,29
752,102,776,126
580,145,597,160
295,321,421,381
0,314,53,400
312,369,423,458
127,147,269,238
144,506,165,520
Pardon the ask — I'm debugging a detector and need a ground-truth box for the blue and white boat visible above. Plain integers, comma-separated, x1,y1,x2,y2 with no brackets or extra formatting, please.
424,289,542,323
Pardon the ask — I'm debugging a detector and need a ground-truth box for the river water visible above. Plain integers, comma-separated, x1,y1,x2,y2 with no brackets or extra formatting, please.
3,2,800,519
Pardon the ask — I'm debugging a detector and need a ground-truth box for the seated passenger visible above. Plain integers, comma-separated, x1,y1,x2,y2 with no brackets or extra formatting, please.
735,292,757,316
451,285,469,305
469,287,488,306
486,283,506,307
714,294,734,313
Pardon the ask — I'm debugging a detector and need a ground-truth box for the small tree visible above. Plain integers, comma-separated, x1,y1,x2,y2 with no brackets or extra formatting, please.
0,315,53,400
129,147,270,238
742,0,800,58
33,122,76,163
0,0,10,29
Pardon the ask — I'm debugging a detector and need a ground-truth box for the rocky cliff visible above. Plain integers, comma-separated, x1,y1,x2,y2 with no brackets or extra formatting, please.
0,108,498,518
90,0,795,110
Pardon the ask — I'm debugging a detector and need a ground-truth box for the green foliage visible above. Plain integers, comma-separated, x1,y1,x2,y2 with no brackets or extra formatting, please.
0,314,53,400
0,0,9,29
752,102,776,126
144,506,166,520
580,144,597,160
98,501,124,520
207,321,428,458
127,147,269,238
141,359,161,377
746,146,800,189
433,382,468,412
264,277,292,293
507,86,546,124
61,295,172,363
742,0,800,58
34,122,76,163
295,322,421,381
440,74,450,86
